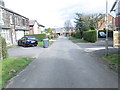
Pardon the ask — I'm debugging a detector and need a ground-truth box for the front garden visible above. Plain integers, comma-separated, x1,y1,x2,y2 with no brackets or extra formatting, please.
0,57,35,89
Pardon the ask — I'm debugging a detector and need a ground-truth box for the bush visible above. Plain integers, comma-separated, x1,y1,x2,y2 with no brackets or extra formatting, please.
0,36,8,60
75,31,83,39
48,35,51,39
83,30,97,43
71,32,76,37
25,34,46,41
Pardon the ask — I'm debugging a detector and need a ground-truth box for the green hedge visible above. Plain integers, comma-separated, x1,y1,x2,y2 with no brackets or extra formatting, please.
75,31,83,39
83,30,97,43
25,34,46,41
71,31,83,39
0,36,8,60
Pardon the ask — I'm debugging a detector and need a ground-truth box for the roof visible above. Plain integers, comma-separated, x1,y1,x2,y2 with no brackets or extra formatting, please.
110,0,119,12
0,5,29,19
29,20,45,27
29,20,37,26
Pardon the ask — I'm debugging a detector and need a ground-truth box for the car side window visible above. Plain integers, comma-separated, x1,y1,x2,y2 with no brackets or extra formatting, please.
21,37,26,40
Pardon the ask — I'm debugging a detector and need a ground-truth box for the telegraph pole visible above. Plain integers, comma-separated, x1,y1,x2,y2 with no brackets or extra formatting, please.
105,0,109,56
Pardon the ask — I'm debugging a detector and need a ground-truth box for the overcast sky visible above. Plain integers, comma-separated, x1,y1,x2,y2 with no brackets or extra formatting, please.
4,0,116,28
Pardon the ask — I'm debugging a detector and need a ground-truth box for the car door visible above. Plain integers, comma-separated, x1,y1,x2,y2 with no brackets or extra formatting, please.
19,37,26,45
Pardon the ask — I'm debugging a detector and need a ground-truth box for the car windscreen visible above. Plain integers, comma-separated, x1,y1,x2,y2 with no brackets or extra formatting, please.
27,37,36,40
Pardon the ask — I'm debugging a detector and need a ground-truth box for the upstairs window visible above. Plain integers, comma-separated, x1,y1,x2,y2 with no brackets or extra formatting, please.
10,15,14,25
22,19,25,26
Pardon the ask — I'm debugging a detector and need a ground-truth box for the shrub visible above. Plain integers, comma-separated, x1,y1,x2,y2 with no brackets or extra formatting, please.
71,32,76,37
75,31,83,39
25,34,46,41
53,34,58,38
83,30,97,43
48,35,51,39
0,36,8,60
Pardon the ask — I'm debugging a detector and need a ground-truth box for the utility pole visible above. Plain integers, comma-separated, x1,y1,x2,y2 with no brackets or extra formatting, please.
105,0,109,56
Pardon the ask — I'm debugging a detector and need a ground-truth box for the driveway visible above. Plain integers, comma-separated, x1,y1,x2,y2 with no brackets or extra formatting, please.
74,38,118,57
8,46,45,58
6,36,118,88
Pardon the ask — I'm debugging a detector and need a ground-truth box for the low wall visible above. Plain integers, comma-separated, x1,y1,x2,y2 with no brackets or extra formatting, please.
113,31,120,47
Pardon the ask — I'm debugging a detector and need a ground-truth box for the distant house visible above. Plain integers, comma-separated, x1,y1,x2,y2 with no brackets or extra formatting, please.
97,14,115,30
0,0,5,7
29,20,45,35
110,0,120,31
0,5,29,46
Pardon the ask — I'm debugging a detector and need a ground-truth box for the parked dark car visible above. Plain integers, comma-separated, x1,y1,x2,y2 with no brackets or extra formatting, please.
18,36,38,47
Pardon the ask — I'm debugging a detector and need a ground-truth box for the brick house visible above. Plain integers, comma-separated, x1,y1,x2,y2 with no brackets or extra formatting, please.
29,20,45,35
110,0,120,47
0,5,29,46
97,14,115,30
111,0,120,31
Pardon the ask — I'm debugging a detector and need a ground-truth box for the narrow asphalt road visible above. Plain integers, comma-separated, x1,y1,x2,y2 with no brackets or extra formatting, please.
6,36,118,88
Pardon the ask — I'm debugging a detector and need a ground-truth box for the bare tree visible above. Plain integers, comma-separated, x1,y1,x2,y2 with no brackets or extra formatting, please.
64,20,72,32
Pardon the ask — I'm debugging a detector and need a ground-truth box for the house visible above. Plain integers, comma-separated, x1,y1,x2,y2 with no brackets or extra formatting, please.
97,14,115,30
52,27,66,36
0,2,29,46
0,0,5,7
29,20,45,35
110,0,120,31
110,0,120,47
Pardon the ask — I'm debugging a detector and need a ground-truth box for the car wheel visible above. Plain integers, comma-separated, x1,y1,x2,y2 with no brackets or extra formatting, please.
18,41,20,46
23,44,27,47
34,44,37,46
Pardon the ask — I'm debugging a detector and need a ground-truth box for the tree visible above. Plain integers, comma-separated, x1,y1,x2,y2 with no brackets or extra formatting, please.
0,35,8,60
74,13,104,31
64,20,73,32
47,28,53,34
74,13,89,31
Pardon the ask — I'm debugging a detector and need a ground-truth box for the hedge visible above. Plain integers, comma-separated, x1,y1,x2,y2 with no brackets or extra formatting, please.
0,36,8,60
83,30,97,43
25,34,46,41
75,31,83,39
71,31,83,39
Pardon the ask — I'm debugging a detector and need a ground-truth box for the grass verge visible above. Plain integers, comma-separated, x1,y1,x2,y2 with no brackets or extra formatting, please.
0,57,35,89
7,45,15,49
102,54,120,71
68,37,89,43
68,37,77,40
74,40,89,43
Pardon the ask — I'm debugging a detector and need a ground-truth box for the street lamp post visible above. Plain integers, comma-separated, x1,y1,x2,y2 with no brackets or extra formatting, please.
105,0,109,56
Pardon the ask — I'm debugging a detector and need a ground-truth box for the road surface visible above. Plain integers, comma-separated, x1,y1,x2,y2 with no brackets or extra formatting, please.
6,36,118,88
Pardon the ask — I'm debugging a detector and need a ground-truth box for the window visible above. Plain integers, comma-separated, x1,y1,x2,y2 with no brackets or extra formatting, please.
22,19,25,26
1,29,10,41
10,15,14,25
116,6,120,16
116,25,120,31
26,19,29,26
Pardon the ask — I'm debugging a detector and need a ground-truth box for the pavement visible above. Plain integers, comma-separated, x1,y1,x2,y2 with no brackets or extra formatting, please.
6,36,118,88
